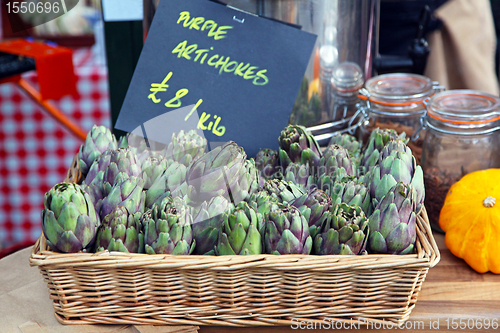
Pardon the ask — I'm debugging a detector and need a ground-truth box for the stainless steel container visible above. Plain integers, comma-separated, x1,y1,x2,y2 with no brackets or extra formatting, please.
144,0,380,130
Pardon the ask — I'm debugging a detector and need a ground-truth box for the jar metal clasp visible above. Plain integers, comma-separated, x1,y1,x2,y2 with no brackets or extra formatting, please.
411,97,431,141
346,106,367,135
432,81,446,94
357,88,371,107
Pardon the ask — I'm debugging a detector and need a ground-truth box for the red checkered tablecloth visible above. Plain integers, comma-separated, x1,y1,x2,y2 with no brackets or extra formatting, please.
0,48,110,250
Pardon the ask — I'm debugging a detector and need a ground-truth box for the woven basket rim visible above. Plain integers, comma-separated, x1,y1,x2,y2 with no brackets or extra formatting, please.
30,208,440,269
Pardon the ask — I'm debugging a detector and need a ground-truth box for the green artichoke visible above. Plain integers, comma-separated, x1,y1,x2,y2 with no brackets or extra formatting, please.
318,144,355,179
263,179,304,203
118,135,129,149
84,148,143,197
178,141,252,204
83,149,112,188
94,206,143,253
264,203,312,255
78,125,118,175
316,145,355,192
283,162,316,193
360,128,405,173
99,176,146,220
102,148,143,195
141,153,168,189
246,190,280,216
369,140,424,212
124,133,151,156
289,188,332,239
80,182,104,215
215,202,263,255
145,161,187,209
278,125,322,169
314,203,369,255
255,148,280,185
239,158,260,204
143,196,195,255
191,195,231,255
329,178,371,216
163,129,207,167
328,133,361,167
368,182,417,255
42,183,99,253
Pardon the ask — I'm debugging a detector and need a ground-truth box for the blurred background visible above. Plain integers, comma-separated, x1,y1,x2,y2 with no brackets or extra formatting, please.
1,0,500,256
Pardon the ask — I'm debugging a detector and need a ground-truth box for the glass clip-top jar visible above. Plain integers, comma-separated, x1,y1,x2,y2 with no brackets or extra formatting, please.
309,62,365,145
418,90,500,233
355,73,444,164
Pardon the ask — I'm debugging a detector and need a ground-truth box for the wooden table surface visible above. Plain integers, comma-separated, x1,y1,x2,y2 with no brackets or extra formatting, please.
199,233,500,333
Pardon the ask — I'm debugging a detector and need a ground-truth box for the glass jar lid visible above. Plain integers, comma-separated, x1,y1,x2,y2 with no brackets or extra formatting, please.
319,45,338,71
426,90,500,125
363,73,435,105
331,62,364,93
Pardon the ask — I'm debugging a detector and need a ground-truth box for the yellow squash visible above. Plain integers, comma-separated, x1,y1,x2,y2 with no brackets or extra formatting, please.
439,169,500,274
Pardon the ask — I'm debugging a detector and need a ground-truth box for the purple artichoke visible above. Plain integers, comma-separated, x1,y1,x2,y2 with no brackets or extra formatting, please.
143,196,195,255
278,125,322,169
289,188,332,238
42,183,99,253
94,206,143,253
369,140,424,212
191,195,231,255
263,179,304,203
368,182,417,255
255,148,280,185
264,203,312,255
99,175,145,220
78,125,117,175
314,203,369,255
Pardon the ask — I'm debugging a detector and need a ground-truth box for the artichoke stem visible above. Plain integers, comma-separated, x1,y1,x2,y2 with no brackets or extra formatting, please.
483,196,496,208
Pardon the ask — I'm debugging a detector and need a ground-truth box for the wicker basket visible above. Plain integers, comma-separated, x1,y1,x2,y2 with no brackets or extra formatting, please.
30,156,440,327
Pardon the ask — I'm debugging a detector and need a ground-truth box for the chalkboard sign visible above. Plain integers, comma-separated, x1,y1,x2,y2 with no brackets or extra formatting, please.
115,0,317,157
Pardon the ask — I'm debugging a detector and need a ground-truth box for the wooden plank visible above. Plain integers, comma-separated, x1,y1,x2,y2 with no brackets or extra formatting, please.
412,300,500,319
418,282,500,300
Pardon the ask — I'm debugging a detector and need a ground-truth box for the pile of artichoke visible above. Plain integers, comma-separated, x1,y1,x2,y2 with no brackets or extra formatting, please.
42,124,423,256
